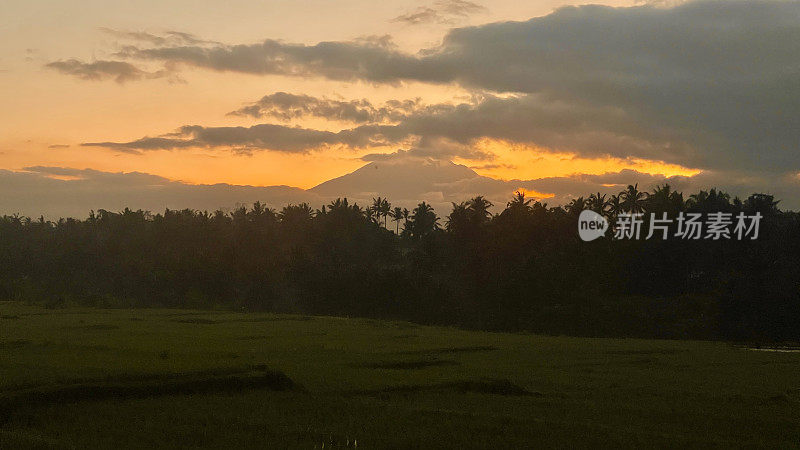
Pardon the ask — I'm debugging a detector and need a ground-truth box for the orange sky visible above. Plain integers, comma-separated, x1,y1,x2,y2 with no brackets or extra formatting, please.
0,0,701,189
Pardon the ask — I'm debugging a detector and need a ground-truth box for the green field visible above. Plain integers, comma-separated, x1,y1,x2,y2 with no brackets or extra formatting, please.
1,302,798,449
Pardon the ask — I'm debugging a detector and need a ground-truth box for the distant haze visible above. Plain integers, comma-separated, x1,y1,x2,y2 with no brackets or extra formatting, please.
3,159,796,220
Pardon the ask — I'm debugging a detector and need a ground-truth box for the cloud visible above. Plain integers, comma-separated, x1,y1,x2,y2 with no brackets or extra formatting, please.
360,136,495,162
98,28,218,46
45,59,170,83
86,0,800,176
81,123,409,153
47,144,70,149
227,92,422,123
470,163,517,170
84,91,687,164
110,37,438,84
0,167,318,219
2,161,799,220
391,0,488,25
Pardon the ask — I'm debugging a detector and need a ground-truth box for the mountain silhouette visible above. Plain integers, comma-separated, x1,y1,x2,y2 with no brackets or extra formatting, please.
311,158,481,200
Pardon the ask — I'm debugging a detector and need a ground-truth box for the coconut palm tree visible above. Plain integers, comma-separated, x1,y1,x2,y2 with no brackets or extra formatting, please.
507,191,532,211
743,193,780,216
588,192,608,214
390,206,404,234
278,203,314,225
607,194,624,218
371,197,391,228
621,184,647,213
446,202,470,233
687,188,730,213
380,198,391,227
466,196,493,224
646,184,684,215
408,202,439,239
566,196,587,216
364,205,376,223
370,197,382,225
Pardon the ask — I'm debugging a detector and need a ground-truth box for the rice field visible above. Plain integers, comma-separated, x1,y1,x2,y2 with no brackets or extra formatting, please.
1,302,799,449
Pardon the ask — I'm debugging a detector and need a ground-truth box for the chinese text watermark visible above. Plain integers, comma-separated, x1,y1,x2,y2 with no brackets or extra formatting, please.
579,211,762,241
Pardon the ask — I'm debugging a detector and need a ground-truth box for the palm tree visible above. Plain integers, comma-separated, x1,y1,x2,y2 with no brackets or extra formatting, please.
364,205,376,223
743,193,780,216
644,184,683,215
507,191,532,211
588,192,608,214
380,198,391,228
466,196,493,224
390,206,404,234
531,201,548,215
621,184,647,213
327,198,364,219
409,202,439,239
498,191,534,223
566,196,587,216
371,196,391,228
370,197,382,225
278,203,314,225
687,188,730,213
446,202,470,233
607,194,624,218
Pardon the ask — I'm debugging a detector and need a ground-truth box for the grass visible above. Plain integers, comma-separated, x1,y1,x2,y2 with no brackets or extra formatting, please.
0,301,799,449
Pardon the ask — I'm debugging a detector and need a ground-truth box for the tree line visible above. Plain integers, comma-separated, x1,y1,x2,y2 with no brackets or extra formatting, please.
1,184,798,341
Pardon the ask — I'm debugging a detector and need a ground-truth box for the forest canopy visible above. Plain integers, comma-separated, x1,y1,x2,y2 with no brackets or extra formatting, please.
2,185,798,342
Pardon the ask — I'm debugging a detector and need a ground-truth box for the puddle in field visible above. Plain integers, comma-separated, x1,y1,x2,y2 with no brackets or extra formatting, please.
746,347,800,353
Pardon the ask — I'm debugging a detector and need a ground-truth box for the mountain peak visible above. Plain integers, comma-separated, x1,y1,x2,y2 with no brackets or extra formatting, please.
310,159,480,200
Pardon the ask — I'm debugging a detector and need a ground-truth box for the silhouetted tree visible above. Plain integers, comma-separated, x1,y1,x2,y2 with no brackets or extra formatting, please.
621,184,648,213
0,186,797,341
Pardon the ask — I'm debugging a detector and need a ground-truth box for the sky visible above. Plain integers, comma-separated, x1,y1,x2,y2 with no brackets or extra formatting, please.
1,0,799,217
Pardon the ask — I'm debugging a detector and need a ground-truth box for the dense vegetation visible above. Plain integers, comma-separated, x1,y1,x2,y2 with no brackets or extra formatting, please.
1,185,798,341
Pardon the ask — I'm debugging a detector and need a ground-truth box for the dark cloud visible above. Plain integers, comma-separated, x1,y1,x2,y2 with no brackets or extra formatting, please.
81,123,408,154
360,135,495,162
89,0,800,175
79,92,696,164
81,136,198,154
391,0,488,25
45,59,169,83
228,92,422,123
47,144,70,149
110,36,448,84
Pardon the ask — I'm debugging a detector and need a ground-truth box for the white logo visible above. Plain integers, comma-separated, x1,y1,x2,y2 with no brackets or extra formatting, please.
578,210,608,241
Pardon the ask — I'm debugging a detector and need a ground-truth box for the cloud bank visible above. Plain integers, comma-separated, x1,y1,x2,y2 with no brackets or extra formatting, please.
59,1,799,175
43,0,800,205
4,162,798,220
